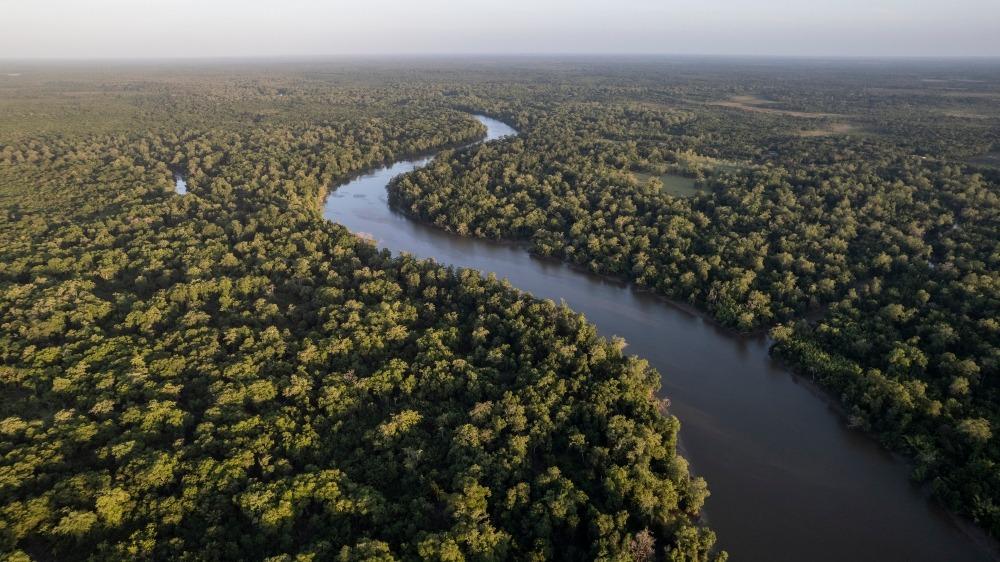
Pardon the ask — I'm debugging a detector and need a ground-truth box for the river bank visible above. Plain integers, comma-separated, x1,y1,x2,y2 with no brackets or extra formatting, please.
321,114,995,561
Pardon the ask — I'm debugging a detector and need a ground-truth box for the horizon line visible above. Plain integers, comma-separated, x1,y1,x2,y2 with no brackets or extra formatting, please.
3,52,1000,63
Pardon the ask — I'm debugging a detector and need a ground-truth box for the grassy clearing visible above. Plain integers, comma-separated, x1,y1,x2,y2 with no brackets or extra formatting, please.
707,95,844,118
797,123,858,137
632,171,705,197
943,111,995,120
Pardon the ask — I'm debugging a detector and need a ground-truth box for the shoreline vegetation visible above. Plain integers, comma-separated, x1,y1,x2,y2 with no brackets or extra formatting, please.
384,62,1000,543
392,105,1000,555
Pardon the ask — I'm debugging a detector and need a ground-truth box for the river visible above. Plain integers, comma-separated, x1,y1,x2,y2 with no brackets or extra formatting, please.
322,115,993,561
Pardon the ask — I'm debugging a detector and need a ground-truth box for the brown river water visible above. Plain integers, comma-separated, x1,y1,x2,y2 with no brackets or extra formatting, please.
322,115,995,561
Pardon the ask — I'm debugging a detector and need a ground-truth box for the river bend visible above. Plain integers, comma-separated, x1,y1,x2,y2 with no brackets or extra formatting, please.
323,114,992,561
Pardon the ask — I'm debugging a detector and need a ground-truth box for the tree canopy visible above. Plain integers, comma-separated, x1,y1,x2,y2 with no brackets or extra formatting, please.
0,64,724,560
387,61,1000,538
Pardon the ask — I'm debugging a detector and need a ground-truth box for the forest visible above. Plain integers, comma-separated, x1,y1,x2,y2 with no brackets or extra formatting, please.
0,57,998,559
385,59,1000,539
0,63,722,560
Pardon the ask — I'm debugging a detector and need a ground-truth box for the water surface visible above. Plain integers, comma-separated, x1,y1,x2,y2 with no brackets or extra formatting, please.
323,115,993,561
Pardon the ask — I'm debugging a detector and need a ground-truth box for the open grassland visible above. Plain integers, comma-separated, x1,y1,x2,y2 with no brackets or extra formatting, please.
797,122,859,137
707,95,845,118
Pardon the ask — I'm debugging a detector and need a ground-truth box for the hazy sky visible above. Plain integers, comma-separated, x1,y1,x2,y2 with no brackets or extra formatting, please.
2,0,998,58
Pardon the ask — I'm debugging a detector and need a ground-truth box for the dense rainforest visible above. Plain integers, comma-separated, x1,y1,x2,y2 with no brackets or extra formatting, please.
1,57,999,559
386,59,1000,537
0,64,722,560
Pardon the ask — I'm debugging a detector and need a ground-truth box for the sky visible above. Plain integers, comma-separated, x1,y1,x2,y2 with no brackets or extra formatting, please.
2,0,999,59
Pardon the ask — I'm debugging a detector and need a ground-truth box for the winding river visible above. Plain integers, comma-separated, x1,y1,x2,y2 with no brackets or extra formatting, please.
323,115,994,561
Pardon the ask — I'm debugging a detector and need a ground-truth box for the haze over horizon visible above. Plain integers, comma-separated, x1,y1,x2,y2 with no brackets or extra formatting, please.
2,0,999,59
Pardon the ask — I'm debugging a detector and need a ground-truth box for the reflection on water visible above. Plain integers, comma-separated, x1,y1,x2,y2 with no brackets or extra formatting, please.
323,114,994,561
174,175,188,195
